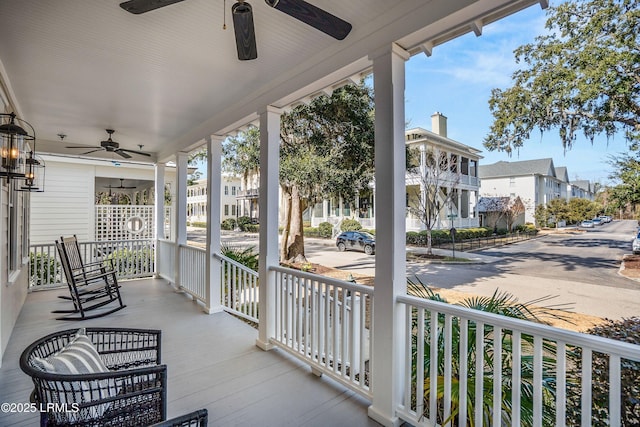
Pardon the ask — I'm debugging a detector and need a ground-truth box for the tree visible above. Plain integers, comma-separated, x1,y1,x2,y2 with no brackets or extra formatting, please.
279,84,375,262
607,153,640,216
407,148,461,254
223,127,261,192
546,198,570,227
567,197,600,224
484,0,640,154
222,84,375,263
534,204,549,228
503,196,526,231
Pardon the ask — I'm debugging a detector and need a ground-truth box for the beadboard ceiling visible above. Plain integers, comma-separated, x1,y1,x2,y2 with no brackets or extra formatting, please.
0,0,543,163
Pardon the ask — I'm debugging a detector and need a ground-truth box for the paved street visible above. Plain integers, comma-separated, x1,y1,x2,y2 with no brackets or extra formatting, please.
188,220,640,320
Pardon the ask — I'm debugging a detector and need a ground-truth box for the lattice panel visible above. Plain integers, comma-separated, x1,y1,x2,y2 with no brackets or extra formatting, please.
95,205,155,241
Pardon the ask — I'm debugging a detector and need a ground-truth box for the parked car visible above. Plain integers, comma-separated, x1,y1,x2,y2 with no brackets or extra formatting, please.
591,217,603,226
336,231,375,255
633,232,640,254
580,220,594,228
600,215,612,223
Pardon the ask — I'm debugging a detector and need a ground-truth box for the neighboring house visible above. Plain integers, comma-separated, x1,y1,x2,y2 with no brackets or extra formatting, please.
186,175,241,223
479,158,595,224
310,112,483,231
477,196,526,230
29,154,177,245
570,180,595,200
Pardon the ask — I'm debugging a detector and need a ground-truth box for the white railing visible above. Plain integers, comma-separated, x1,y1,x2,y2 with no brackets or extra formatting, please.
397,294,640,427
270,266,373,399
29,239,154,289
178,244,207,302
156,239,176,281
215,253,259,323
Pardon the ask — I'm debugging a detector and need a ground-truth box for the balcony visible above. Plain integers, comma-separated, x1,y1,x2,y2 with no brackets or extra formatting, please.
0,277,378,426
13,239,640,426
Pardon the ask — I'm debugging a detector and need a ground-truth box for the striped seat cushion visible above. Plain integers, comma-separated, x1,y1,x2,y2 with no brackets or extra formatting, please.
32,329,117,422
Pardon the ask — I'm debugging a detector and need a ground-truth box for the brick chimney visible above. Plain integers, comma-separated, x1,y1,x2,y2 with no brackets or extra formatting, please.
431,112,447,137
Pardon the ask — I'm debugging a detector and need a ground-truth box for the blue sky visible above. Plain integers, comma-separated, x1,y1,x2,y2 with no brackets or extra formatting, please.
405,2,626,185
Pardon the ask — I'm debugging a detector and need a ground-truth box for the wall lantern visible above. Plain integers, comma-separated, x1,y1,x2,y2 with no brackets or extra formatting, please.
17,152,45,192
0,112,35,180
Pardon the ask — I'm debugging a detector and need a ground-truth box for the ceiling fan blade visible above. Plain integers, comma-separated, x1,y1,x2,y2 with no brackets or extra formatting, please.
118,148,152,157
81,149,104,155
120,0,185,14
232,1,258,61
67,145,100,149
265,0,351,40
115,150,132,159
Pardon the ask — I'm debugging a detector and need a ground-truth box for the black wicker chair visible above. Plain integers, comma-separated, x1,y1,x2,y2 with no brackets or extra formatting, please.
53,235,126,320
20,328,166,427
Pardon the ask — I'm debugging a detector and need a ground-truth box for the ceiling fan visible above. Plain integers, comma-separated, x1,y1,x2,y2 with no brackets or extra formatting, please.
104,179,137,190
119,0,352,61
67,129,151,159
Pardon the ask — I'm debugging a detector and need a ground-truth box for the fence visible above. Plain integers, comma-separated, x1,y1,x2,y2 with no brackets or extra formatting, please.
423,230,538,251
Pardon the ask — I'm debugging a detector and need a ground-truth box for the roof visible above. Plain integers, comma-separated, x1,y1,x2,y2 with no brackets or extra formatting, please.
0,0,543,164
479,158,556,179
405,127,482,158
572,180,592,191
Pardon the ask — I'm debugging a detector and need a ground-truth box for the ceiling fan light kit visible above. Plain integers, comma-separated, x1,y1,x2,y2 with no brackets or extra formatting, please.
120,0,352,61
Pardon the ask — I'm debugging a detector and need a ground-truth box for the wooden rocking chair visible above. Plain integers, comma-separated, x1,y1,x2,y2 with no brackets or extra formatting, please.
53,235,126,320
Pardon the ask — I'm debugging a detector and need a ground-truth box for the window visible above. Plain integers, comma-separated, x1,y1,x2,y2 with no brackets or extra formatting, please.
224,205,229,216
231,205,236,216
224,185,228,195
509,177,516,186
231,186,236,196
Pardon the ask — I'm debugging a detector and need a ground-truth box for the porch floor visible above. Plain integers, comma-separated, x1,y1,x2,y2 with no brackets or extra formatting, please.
0,278,380,426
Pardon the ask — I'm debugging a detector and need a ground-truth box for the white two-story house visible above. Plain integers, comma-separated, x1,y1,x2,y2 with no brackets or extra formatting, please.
479,158,594,224
310,112,482,231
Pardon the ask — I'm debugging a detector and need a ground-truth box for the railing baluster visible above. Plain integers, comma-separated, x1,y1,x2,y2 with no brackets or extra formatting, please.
429,310,438,422
493,326,503,427
581,348,592,427
475,321,484,427
512,331,522,426
443,314,452,425
609,355,621,427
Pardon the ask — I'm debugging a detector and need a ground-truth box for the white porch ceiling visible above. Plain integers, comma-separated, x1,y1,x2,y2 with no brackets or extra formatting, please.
0,0,543,164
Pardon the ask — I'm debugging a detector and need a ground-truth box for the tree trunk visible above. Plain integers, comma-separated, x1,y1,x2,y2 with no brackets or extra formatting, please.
285,186,307,263
426,228,433,255
280,187,292,262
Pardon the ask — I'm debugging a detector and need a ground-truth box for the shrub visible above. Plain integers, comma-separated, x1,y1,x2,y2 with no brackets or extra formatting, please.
29,252,59,286
190,221,207,228
318,222,334,238
303,226,321,237
237,216,253,231
221,244,258,270
244,224,259,233
340,218,362,231
105,247,154,276
566,317,640,426
221,218,237,230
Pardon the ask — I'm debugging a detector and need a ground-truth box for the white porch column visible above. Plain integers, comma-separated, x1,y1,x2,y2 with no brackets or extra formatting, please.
154,163,166,278
368,43,409,427
174,152,189,288
256,105,282,351
205,136,225,314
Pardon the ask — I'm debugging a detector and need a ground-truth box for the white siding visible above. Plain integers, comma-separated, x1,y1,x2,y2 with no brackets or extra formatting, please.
480,176,538,224
30,161,94,244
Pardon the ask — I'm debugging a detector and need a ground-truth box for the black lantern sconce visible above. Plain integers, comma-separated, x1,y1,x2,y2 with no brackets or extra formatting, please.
0,112,44,192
